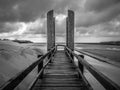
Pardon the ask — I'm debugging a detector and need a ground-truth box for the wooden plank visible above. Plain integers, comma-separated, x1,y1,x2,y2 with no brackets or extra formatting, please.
43,74,78,78
32,50,90,90
0,48,55,90
32,87,88,90
67,47,120,90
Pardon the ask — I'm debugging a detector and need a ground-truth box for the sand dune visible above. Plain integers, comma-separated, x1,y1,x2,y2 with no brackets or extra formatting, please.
0,41,43,89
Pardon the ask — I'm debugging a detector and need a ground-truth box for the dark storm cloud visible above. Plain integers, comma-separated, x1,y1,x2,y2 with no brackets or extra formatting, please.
1,0,120,39
1,0,120,26
18,0,55,22
18,0,81,22
0,0,55,22
76,27,88,34
53,0,80,14
76,0,120,27
0,22,19,33
0,23,6,33
0,0,78,37
0,0,22,22
85,0,120,12
25,20,47,35
0,0,80,22
76,20,120,37
0,0,21,8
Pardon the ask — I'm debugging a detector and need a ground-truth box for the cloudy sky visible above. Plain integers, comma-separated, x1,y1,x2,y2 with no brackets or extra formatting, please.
0,0,120,43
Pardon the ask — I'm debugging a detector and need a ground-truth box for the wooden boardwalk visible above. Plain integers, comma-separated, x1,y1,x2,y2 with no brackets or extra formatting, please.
32,50,89,90
1,48,120,90
1,9,120,90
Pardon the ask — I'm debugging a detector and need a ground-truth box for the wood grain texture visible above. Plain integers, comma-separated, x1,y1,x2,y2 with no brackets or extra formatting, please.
32,50,89,90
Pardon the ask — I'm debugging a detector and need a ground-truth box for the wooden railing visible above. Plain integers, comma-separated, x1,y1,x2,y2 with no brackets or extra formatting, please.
65,47,93,90
1,45,120,90
65,46,120,90
75,49,120,68
0,46,57,90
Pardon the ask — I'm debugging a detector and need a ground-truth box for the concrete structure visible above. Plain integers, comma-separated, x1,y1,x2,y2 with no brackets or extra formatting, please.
66,10,74,51
47,10,74,51
47,10,55,51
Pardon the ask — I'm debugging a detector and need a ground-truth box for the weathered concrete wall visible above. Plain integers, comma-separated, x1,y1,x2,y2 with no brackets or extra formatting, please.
47,10,55,51
66,17,68,47
47,10,74,51
66,10,74,51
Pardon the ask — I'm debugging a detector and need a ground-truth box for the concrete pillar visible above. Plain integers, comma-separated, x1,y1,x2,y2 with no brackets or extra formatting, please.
66,17,68,47
47,10,55,51
66,10,74,51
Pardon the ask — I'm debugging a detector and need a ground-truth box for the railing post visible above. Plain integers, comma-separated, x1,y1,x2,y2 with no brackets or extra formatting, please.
37,55,43,78
78,55,84,74
48,48,55,63
48,53,51,63
70,53,74,60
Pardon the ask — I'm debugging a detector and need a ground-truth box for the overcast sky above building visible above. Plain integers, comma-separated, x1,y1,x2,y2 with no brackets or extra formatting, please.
0,0,120,42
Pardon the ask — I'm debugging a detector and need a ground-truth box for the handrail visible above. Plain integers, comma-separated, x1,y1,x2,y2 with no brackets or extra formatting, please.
28,47,57,90
75,49,120,68
65,49,93,90
56,44,65,47
65,46,120,90
0,46,56,90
